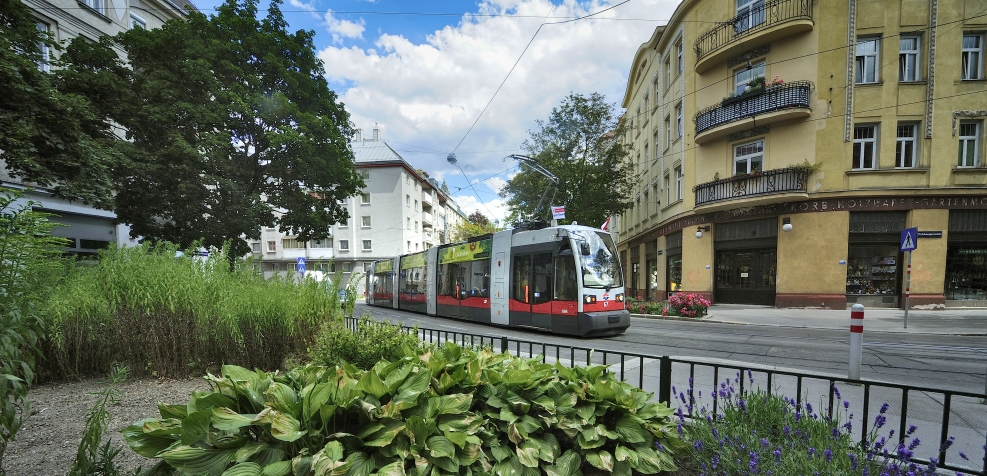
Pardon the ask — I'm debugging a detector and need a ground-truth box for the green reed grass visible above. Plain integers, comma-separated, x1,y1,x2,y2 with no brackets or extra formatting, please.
40,243,354,380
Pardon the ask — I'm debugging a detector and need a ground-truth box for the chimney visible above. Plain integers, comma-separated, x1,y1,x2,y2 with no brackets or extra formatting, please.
354,129,362,142
373,126,379,141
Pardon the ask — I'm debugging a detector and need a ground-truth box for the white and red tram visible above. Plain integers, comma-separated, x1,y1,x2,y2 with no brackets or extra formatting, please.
366,224,630,337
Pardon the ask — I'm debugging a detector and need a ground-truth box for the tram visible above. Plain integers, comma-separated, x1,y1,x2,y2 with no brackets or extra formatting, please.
366,224,630,337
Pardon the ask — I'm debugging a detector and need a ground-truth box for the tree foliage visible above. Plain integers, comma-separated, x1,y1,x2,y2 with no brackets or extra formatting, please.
57,0,362,256
0,0,119,207
501,92,636,227
451,211,500,242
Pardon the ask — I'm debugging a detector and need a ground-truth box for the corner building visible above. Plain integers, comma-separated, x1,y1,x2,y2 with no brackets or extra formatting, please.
617,0,987,309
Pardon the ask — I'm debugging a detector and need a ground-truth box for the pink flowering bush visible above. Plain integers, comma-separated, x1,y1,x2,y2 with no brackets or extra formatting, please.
667,292,711,318
625,297,667,315
768,74,785,87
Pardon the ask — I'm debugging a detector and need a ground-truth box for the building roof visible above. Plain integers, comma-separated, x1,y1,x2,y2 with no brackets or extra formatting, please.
350,139,407,165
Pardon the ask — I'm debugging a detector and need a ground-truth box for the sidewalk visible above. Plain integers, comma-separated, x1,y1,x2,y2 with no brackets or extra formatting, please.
642,304,987,336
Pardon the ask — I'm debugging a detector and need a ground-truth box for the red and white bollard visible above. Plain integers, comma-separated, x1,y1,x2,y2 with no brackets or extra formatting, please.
849,304,864,380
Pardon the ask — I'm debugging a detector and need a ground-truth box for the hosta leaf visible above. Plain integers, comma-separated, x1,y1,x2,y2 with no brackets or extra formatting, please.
122,420,179,458
266,382,298,413
614,445,638,465
361,420,405,447
213,433,251,450
516,441,540,468
631,447,674,473
382,362,412,392
426,435,455,459
324,441,345,461
575,404,595,421
491,456,523,476
544,450,580,476
615,415,649,444
356,369,388,400
305,383,333,421
485,395,506,409
191,392,238,413
507,423,523,445
260,461,291,476
159,445,235,475
585,449,614,472
234,442,268,462
490,442,512,462
212,407,256,431
221,462,261,476
437,413,481,433
253,408,305,442
223,365,261,387
637,402,675,420
158,403,188,420
142,418,183,437
442,429,466,447
504,393,530,414
531,395,555,413
432,456,460,473
403,416,428,445
538,433,560,462
611,460,632,476
435,394,472,415
374,460,406,476
182,410,213,445
502,369,532,386
517,415,541,434
344,451,375,476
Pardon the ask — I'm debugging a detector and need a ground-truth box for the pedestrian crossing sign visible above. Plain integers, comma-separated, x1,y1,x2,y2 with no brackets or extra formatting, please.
900,227,917,252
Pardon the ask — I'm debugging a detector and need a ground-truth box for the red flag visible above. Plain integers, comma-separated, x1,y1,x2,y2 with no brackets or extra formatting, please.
600,216,611,231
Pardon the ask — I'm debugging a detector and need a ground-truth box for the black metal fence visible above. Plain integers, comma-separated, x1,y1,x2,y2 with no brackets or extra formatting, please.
693,166,807,206
346,317,987,475
694,0,814,60
694,80,813,134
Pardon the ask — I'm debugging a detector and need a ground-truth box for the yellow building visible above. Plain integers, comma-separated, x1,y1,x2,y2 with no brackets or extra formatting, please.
617,0,987,309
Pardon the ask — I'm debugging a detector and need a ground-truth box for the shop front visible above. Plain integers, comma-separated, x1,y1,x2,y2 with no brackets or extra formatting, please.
665,231,682,297
713,218,777,305
645,241,659,301
630,245,641,299
845,211,905,308
945,210,987,305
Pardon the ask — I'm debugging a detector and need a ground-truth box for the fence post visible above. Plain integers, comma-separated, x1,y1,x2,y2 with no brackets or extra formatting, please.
658,356,672,404
849,304,864,380
500,336,508,355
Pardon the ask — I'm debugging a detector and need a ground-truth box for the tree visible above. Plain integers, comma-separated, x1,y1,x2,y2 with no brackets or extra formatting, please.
58,0,363,257
451,211,501,241
500,92,636,228
0,0,119,207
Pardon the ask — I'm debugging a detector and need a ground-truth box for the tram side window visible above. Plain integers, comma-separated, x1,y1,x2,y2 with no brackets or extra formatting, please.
457,261,469,298
469,261,489,296
513,256,531,303
532,253,553,304
554,256,578,301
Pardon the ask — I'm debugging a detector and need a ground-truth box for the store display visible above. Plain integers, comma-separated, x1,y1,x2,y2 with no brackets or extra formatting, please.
845,256,897,295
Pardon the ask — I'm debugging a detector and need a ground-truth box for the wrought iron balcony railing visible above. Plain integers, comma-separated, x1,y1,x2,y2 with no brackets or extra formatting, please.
694,81,812,135
693,166,809,207
694,0,814,61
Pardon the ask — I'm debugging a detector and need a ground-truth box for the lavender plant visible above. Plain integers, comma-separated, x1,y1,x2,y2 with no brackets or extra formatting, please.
677,371,972,475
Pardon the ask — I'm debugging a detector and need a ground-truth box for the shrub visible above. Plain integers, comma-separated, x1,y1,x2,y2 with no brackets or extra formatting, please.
666,292,710,318
625,297,667,316
309,314,428,370
124,343,686,476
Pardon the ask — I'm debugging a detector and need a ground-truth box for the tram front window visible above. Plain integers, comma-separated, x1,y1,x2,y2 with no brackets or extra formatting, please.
571,230,623,289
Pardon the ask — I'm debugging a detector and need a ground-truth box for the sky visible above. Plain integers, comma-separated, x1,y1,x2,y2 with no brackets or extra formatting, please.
190,0,680,223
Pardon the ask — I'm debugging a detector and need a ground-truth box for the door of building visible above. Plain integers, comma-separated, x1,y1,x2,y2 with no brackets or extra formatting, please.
715,249,777,305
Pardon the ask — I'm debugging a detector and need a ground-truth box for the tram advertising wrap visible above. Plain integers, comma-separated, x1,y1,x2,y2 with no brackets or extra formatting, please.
366,225,629,337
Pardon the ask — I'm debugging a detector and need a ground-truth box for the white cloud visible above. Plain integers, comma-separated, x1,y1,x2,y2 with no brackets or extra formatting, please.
287,0,317,14
319,0,677,214
452,194,509,224
486,176,507,194
324,10,366,43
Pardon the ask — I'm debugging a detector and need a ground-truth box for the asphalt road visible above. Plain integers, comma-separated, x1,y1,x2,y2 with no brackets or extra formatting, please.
354,303,987,395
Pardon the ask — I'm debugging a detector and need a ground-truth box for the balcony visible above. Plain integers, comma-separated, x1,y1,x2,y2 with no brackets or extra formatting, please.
693,166,809,209
694,81,812,144
422,211,433,227
694,0,814,73
422,190,433,208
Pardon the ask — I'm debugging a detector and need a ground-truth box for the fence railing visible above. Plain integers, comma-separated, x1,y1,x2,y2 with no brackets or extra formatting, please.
345,317,987,475
694,80,812,134
694,0,814,61
693,166,808,206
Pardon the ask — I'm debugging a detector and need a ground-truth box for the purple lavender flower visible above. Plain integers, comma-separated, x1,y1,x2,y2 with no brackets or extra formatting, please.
773,447,782,463
761,437,769,447
880,402,890,414
694,439,704,451
906,424,917,436
849,453,859,470
958,451,968,460
824,448,833,462
833,386,842,400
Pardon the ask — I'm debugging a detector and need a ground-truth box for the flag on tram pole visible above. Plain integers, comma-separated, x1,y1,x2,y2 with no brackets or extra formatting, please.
600,216,611,231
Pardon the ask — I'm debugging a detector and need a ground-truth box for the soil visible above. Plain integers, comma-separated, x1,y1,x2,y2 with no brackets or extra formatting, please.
3,377,209,476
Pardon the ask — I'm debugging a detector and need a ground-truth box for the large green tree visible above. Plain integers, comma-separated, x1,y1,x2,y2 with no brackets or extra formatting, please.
0,0,119,207
501,92,636,228
59,0,362,256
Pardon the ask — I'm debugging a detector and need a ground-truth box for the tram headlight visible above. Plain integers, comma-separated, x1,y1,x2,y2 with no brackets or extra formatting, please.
615,293,624,302
583,294,596,304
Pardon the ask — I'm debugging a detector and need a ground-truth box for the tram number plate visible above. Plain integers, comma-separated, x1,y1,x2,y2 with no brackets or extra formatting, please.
608,315,620,323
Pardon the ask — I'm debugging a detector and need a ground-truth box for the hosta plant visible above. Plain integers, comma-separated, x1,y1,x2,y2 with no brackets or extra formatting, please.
123,342,684,475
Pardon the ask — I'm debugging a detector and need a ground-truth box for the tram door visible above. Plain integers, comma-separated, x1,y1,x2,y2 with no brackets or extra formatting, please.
511,252,553,329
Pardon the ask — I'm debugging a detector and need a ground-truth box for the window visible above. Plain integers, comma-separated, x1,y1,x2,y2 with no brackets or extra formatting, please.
734,62,766,94
664,174,671,205
339,197,348,205
675,103,683,139
734,140,764,175
958,121,981,167
362,240,372,251
644,143,649,164
735,0,765,33
282,238,305,249
130,13,146,29
82,0,103,13
643,190,649,217
853,125,878,169
361,216,371,227
899,36,920,82
343,262,352,272
676,40,684,73
664,116,671,149
360,169,370,179
855,38,880,84
665,57,671,88
36,22,50,72
251,242,261,253
414,199,418,211
360,192,370,204
675,167,683,201
339,240,349,251
653,183,659,211
310,238,332,248
407,240,412,252
406,217,411,230
267,241,276,252
962,34,984,80
895,123,917,168
415,221,419,231
339,217,348,228
643,93,650,120
406,194,410,207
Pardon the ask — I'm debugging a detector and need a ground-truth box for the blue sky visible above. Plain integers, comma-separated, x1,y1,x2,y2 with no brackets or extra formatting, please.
190,0,679,223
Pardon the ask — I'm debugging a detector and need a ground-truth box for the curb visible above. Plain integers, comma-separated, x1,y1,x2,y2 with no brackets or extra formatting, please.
628,313,987,336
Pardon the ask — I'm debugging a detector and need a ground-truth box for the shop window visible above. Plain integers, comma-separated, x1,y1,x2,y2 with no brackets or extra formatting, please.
895,123,917,168
899,35,920,82
946,210,987,300
845,247,899,296
665,231,682,294
855,38,880,84
853,125,878,169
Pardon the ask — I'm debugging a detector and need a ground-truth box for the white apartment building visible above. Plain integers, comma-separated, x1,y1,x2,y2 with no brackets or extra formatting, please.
250,128,467,295
2,0,193,255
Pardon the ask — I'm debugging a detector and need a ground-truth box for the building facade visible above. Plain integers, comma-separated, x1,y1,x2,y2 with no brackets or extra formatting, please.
249,128,467,294
3,0,193,255
617,0,987,309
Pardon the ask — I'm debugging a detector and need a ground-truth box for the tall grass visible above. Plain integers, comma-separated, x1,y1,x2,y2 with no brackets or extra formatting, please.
40,243,355,380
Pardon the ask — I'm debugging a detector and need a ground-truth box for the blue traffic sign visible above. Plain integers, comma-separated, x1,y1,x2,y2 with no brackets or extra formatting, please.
296,257,306,273
900,227,917,252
